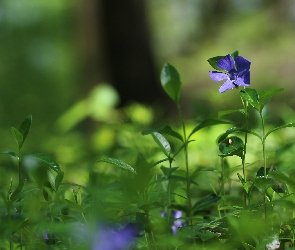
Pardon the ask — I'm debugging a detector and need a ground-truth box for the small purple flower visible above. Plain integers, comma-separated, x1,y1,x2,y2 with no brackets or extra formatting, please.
92,223,137,250
209,54,251,93
161,210,186,235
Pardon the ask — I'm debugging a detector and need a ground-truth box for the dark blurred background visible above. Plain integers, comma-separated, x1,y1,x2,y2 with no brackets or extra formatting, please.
1,0,295,184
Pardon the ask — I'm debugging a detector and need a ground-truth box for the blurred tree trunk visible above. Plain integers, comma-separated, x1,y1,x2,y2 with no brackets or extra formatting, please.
100,0,165,106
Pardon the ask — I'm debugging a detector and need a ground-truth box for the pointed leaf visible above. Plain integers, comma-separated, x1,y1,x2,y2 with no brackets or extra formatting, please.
239,88,260,110
26,153,61,173
11,127,23,149
160,165,178,177
157,125,183,142
265,123,295,139
1,151,18,159
192,194,220,214
98,158,136,174
259,88,285,105
10,179,26,203
151,132,171,156
218,136,244,158
217,127,262,144
231,50,239,59
207,56,225,71
142,125,183,142
18,115,32,148
188,119,232,139
218,109,245,118
160,63,182,103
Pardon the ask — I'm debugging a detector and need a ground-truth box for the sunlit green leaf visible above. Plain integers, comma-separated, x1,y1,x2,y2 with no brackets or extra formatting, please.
239,88,260,111
151,132,171,156
160,63,182,104
98,158,136,174
27,153,61,174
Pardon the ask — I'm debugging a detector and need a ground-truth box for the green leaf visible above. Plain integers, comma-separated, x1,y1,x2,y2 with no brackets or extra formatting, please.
160,63,182,103
192,194,220,214
73,188,82,206
265,123,295,139
98,158,136,174
237,173,249,193
231,50,239,58
10,179,26,203
218,136,244,158
217,127,262,144
207,51,238,71
11,127,23,149
1,151,18,159
64,199,83,212
160,166,178,177
27,153,61,173
18,115,32,148
142,125,183,142
254,177,275,192
188,119,232,139
157,125,183,142
207,56,225,71
218,109,245,118
151,132,171,156
239,88,260,111
258,88,285,105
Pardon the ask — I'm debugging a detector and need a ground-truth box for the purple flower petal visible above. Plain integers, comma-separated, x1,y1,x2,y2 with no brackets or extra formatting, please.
235,56,251,73
209,71,229,82
235,71,250,86
219,80,236,93
217,54,236,72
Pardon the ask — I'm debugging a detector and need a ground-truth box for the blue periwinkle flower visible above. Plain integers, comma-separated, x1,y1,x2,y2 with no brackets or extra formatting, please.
161,210,186,235
92,223,137,250
209,54,251,93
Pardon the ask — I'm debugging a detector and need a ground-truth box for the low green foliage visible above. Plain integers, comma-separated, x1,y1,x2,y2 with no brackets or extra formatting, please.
1,52,295,249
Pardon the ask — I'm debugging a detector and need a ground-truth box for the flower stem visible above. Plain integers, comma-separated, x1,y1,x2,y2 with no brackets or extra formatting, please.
259,111,268,219
241,97,249,207
177,103,192,225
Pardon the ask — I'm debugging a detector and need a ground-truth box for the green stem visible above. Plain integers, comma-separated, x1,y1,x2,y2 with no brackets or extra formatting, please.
18,148,23,250
18,149,22,186
259,111,268,219
167,157,173,232
177,104,192,225
259,112,267,177
241,98,249,207
220,157,226,215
